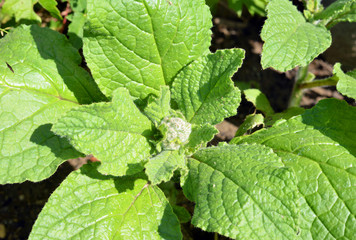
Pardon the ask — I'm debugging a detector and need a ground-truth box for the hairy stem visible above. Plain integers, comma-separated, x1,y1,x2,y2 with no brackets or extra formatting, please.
288,66,309,107
298,77,338,89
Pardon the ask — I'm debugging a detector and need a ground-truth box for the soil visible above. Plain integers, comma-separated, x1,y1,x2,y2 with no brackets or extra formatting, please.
1,2,355,240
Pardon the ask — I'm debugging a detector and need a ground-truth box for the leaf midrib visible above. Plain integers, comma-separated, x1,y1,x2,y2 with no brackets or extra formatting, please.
1,84,79,104
142,0,167,85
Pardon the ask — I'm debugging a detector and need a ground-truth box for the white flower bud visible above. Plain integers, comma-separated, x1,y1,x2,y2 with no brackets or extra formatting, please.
160,117,192,150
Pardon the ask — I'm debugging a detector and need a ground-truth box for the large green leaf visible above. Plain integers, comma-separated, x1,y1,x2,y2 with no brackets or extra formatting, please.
171,49,244,125
314,0,356,28
261,0,331,71
333,63,356,99
0,25,104,184
29,163,182,240
183,144,300,239
53,88,154,176
2,0,41,23
231,99,356,239
83,0,212,99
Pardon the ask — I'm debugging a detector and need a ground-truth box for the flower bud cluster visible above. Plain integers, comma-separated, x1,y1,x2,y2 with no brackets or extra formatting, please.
161,117,191,150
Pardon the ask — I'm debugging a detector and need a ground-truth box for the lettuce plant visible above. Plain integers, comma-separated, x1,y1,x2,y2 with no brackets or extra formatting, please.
0,0,355,239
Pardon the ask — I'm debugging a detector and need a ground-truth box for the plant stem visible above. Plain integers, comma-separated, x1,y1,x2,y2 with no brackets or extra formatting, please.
298,77,338,89
288,66,339,107
288,66,309,107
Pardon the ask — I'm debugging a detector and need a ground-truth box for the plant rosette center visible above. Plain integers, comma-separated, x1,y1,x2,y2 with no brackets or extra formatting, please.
159,116,192,150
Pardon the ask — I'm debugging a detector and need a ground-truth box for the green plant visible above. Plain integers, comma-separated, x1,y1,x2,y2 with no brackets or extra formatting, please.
0,0,355,239
206,0,268,16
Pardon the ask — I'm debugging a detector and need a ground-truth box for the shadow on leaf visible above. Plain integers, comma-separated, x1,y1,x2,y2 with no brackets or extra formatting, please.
30,123,83,160
29,25,107,104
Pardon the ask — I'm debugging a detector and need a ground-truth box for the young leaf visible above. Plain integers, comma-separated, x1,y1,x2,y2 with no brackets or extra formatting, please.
53,88,154,176
83,0,212,99
2,0,41,23
184,124,218,153
2,0,63,23
172,49,245,125
0,25,105,183
29,163,182,240
67,0,87,49
261,0,331,71
314,0,356,28
304,0,323,13
232,99,356,239
172,205,191,223
333,63,356,99
228,0,267,17
183,144,300,239
67,12,86,49
145,150,186,185
144,86,171,125
264,107,305,126
243,88,274,116
68,0,87,12
235,113,264,136
38,0,62,20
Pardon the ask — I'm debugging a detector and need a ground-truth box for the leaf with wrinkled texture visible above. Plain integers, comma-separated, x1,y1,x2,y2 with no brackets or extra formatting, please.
29,163,182,240
184,124,218,153
231,99,356,239
172,49,244,125
83,0,212,99
0,25,105,183
146,150,186,185
261,0,331,71
144,86,171,125
183,144,300,239
334,63,356,99
314,0,356,28
53,88,154,176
